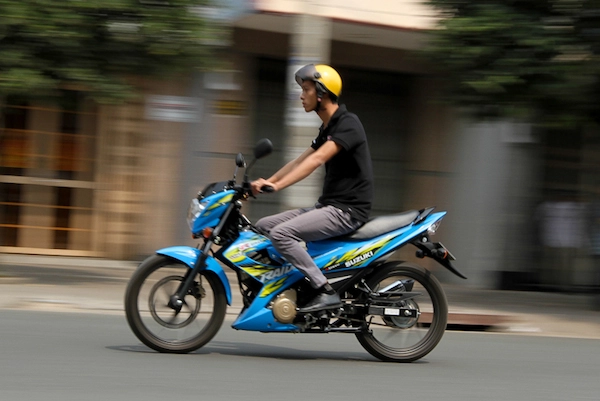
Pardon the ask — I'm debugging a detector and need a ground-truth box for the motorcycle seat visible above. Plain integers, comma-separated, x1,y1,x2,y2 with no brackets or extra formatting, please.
343,210,420,240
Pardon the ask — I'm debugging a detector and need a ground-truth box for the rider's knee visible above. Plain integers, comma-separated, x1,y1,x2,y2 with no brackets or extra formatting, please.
255,217,270,233
269,225,290,244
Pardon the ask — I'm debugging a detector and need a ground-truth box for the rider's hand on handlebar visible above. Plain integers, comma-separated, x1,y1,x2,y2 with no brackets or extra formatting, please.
251,178,277,196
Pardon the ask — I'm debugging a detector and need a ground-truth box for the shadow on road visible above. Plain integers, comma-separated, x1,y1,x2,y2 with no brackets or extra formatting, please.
106,341,388,363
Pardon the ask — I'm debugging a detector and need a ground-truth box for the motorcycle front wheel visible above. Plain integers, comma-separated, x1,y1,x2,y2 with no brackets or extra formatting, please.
124,255,227,353
355,262,448,362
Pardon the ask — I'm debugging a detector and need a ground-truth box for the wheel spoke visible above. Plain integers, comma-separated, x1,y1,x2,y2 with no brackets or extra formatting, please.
160,282,176,304
166,312,180,325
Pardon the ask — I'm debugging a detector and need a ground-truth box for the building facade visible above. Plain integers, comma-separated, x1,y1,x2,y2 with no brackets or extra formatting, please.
1,0,598,291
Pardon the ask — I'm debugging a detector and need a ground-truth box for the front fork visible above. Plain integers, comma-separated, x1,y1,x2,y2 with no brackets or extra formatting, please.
168,248,210,313
168,202,236,313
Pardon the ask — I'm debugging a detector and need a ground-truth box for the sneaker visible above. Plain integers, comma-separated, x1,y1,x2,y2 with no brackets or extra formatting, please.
297,292,342,313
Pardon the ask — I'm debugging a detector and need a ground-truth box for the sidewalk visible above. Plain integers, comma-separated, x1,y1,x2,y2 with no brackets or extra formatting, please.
1,254,599,339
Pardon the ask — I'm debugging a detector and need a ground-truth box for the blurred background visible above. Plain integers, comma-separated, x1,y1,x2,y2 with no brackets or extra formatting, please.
1,0,599,297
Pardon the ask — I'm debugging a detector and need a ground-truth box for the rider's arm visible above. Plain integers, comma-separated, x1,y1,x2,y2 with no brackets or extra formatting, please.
251,147,315,194
267,147,315,183
270,140,342,191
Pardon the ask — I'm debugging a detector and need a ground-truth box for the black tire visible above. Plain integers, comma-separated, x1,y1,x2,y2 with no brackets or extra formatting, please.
124,255,227,353
355,262,448,362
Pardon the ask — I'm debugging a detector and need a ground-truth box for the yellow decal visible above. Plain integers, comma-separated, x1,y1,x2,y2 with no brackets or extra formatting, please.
241,265,272,276
225,252,246,264
203,194,233,215
324,254,342,269
259,277,287,297
325,235,394,269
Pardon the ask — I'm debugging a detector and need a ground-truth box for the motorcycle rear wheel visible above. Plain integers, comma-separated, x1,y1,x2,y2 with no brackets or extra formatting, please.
355,262,448,362
125,255,227,353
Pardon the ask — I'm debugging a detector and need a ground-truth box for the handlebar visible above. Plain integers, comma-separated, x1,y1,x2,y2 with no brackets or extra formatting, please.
237,183,274,199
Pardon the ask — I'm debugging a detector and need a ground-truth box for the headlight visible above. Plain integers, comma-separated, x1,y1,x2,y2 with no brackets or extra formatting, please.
187,198,206,230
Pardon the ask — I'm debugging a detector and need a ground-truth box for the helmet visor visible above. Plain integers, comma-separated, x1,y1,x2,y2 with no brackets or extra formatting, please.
294,64,319,87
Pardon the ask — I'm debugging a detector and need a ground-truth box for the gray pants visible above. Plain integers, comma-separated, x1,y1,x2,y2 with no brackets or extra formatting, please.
256,205,362,289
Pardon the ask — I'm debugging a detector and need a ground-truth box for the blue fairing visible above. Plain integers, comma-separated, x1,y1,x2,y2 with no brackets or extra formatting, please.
191,190,235,234
233,303,299,332
156,246,232,305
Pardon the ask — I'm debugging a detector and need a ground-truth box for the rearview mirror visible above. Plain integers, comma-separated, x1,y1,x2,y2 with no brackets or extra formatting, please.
254,138,273,160
235,153,246,168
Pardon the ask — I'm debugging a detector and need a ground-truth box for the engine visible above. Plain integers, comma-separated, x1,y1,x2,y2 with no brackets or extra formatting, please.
272,289,297,323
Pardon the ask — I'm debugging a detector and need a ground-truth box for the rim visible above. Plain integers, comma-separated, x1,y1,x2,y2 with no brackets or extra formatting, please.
133,262,219,346
365,271,438,354
148,275,202,329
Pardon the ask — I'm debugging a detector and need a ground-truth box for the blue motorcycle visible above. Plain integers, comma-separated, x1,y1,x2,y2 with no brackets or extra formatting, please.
124,139,466,362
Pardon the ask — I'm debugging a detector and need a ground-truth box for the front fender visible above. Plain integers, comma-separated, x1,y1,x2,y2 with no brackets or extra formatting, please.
156,246,232,305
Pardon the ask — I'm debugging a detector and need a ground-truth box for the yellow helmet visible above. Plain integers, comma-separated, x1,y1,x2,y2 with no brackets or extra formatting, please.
295,64,342,99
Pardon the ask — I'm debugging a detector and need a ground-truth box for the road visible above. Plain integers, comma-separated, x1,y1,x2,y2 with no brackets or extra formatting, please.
1,310,599,401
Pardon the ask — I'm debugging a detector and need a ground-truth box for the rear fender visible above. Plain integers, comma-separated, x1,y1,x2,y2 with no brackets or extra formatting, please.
156,246,232,305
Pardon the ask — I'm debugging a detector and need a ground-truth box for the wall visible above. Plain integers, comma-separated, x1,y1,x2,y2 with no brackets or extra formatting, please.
254,0,437,29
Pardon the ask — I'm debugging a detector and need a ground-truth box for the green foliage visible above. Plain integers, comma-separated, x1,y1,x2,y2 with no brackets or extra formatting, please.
0,0,227,103
426,0,600,127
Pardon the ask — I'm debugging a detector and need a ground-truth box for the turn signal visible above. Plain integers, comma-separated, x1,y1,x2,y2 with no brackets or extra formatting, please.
202,227,214,239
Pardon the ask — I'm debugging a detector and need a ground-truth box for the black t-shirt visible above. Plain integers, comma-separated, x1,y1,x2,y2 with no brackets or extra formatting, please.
311,104,374,222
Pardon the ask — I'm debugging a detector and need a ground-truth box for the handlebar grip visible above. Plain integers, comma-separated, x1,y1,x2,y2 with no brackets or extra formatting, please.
261,185,275,193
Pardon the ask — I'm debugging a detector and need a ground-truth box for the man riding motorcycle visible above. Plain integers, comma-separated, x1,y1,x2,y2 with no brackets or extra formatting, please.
251,64,374,313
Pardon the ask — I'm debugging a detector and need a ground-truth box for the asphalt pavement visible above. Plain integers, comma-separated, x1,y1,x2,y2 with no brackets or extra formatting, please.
4,310,599,401
1,253,599,339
